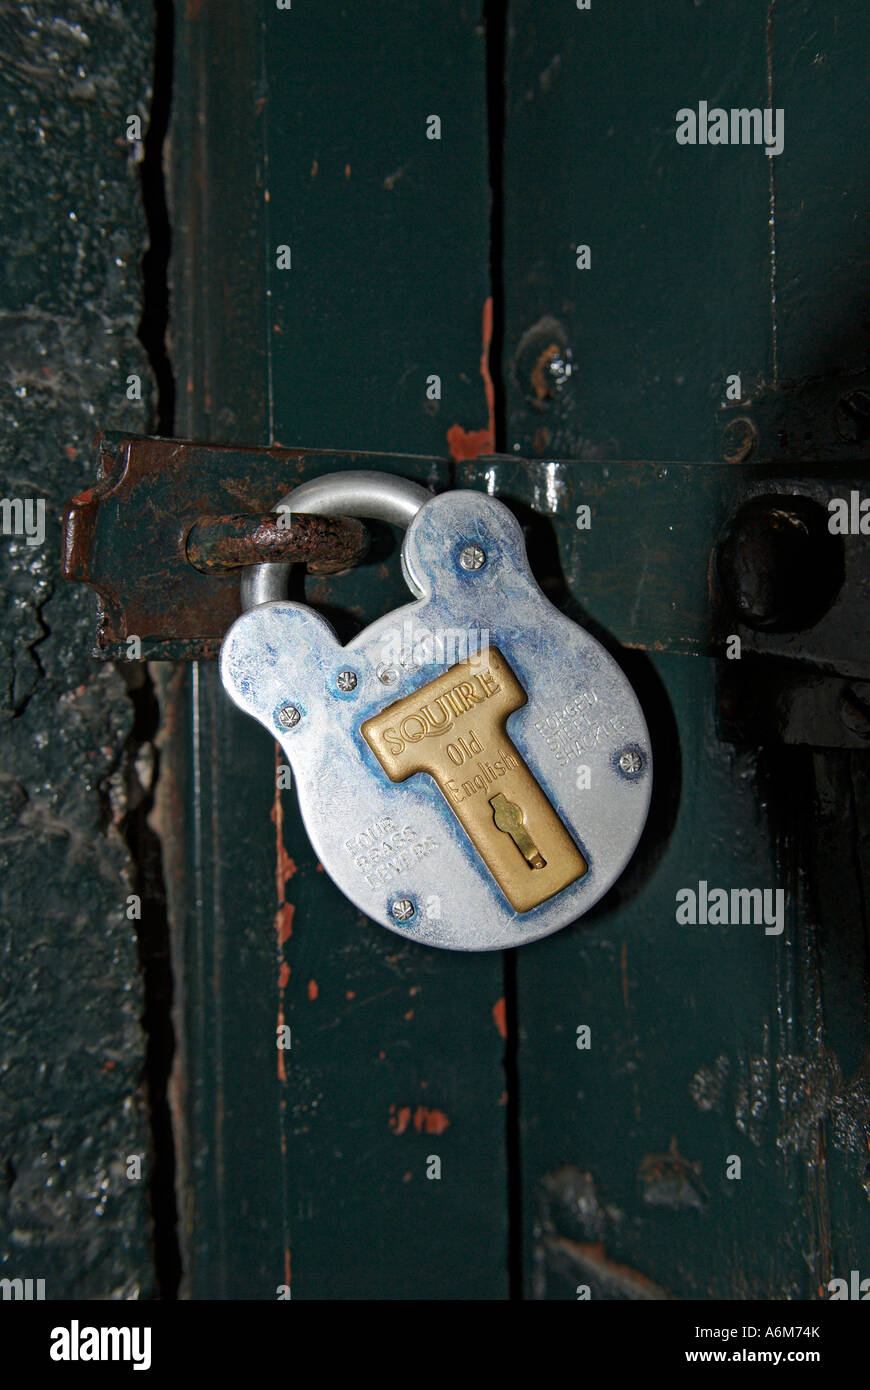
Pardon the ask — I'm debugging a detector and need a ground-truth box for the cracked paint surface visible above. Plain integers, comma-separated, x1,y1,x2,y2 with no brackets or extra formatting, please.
0,1,154,1296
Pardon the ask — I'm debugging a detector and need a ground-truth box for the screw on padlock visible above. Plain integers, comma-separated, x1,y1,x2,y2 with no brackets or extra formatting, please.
220,471,652,951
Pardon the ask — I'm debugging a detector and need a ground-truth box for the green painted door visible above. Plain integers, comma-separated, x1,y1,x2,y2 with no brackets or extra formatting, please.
162,0,870,1299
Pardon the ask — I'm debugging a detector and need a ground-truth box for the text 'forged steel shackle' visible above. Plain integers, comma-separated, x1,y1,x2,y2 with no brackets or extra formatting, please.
221,470,652,951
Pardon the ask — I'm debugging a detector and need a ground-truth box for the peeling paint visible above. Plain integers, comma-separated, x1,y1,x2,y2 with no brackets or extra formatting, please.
389,1104,450,1136
389,1104,412,1135
272,746,294,1090
414,1107,449,1135
447,297,495,461
492,997,507,1039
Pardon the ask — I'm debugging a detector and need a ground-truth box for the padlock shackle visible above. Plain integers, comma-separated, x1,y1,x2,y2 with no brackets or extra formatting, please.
240,470,432,610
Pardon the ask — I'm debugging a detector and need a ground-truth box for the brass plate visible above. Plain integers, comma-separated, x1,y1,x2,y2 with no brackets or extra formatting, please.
360,647,588,913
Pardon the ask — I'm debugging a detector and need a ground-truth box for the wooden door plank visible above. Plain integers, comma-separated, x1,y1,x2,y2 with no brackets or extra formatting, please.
163,0,507,1299
499,1,869,1298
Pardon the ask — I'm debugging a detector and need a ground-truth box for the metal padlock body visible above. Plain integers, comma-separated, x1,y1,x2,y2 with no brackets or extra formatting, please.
220,490,652,950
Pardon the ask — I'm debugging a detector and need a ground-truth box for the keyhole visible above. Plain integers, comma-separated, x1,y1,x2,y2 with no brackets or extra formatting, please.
490,793,547,869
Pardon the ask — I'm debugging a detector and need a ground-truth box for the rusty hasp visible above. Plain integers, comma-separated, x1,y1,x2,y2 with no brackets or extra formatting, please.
60,433,446,660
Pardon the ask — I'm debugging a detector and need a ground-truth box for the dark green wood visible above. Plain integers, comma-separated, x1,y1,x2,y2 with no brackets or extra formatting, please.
168,0,507,1298
498,0,870,1299
264,3,494,457
502,1,771,465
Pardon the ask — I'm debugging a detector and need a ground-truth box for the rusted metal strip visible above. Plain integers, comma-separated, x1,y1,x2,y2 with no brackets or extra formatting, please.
61,432,440,660
185,512,368,574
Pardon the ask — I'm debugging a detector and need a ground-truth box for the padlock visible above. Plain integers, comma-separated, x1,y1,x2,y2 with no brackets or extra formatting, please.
220,471,652,950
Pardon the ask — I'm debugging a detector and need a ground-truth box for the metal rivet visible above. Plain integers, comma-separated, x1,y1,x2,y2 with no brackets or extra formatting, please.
377,664,399,686
276,703,301,729
337,669,357,692
618,748,644,776
391,898,415,922
459,543,486,571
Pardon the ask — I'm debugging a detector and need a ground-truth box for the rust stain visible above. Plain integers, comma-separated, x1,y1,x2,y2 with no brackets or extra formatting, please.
344,162,351,178
447,297,496,461
492,997,507,1039
530,341,562,400
310,159,318,178
307,978,319,1001
278,962,290,989
186,511,367,575
404,1009,414,1021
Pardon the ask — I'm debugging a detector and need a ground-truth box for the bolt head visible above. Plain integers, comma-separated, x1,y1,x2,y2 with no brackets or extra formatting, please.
391,898,415,922
276,703,301,729
545,350,572,390
337,669,358,692
618,749,644,776
459,543,486,572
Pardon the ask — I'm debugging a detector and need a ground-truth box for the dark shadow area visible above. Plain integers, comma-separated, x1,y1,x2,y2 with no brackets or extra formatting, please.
120,666,182,1300
130,0,181,1298
138,0,175,436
